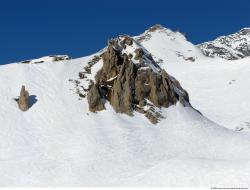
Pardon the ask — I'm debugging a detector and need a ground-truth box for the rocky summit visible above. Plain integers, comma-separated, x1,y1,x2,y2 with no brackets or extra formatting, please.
87,35,190,123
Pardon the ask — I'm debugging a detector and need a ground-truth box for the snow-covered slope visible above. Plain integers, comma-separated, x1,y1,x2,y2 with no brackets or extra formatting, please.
136,25,206,63
1,25,250,187
140,26,250,131
198,28,250,60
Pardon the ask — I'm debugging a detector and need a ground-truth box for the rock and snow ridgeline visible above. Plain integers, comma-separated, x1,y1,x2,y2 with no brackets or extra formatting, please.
20,55,71,64
17,25,250,65
198,28,250,60
136,24,200,63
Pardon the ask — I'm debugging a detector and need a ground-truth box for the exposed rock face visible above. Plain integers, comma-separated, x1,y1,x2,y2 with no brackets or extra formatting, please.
198,28,250,60
87,35,190,123
18,85,29,111
110,56,135,115
87,82,105,112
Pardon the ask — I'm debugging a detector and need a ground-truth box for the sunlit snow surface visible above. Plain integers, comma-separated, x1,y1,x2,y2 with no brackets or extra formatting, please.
1,27,250,186
141,28,250,131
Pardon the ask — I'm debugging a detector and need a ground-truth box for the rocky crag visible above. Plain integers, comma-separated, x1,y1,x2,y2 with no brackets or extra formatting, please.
82,35,190,123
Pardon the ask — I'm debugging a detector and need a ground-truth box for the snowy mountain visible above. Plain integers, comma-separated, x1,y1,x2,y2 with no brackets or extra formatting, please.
139,25,250,131
1,25,250,187
136,24,205,63
198,28,250,60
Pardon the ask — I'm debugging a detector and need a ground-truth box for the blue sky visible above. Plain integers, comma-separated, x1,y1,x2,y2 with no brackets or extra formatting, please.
0,0,249,64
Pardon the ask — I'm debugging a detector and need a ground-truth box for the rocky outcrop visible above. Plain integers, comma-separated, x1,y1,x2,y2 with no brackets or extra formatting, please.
198,28,250,60
87,82,105,112
18,85,29,111
87,35,190,123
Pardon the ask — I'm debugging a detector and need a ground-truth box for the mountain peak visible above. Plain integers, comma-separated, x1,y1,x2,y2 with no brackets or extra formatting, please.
198,28,250,60
147,24,166,32
136,24,187,45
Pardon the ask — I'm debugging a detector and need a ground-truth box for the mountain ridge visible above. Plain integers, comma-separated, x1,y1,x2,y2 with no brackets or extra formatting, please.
198,27,250,60
14,24,250,65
